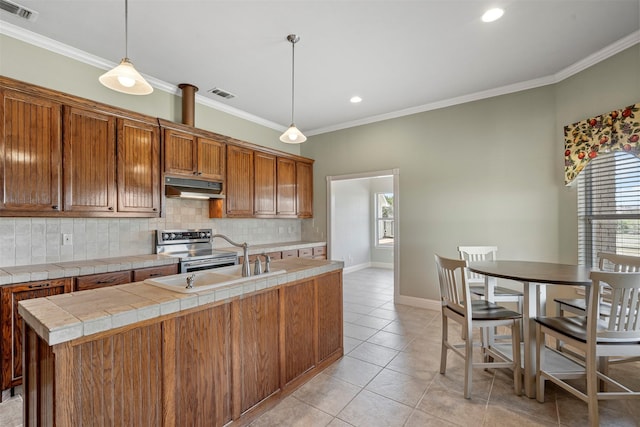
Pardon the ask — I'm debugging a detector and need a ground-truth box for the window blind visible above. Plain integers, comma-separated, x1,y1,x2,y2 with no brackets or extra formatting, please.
578,152,640,267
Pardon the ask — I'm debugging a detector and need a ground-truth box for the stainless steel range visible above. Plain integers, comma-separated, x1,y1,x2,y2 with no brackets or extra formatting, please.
156,229,238,273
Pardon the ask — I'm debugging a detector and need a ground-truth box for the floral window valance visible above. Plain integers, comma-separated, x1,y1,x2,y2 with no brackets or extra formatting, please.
564,102,640,185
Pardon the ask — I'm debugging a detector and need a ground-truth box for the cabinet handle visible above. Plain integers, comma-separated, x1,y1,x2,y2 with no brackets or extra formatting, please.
149,273,161,277
108,207,114,211
96,279,116,284
28,283,51,289
153,208,157,211
193,171,199,175
52,205,58,210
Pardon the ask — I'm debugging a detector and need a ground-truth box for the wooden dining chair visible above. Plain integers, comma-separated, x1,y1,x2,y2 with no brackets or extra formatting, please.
535,270,640,426
435,254,521,399
554,252,640,318
458,246,523,312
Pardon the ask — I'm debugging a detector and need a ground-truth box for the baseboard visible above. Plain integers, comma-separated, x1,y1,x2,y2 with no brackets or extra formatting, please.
343,262,372,274
370,262,393,270
394,294,441,311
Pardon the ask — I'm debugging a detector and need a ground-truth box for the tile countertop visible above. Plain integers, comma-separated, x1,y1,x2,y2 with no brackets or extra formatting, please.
18,258,343,346
0,241,327,285
215,240,326,256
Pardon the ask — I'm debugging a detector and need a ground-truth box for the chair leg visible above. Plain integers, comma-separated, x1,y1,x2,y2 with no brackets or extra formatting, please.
555,302,564,351
536,324,545,403
464,323,473,399
586,350,599,426
512,319,522,396
440,314,448,374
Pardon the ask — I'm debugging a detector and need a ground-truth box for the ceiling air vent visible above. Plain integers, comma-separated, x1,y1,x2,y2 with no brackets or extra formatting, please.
208,87,236,99
0,0,38,21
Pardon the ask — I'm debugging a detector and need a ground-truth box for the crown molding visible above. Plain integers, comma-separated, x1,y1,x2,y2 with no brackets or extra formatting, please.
0,20,284,132
2,20,638,137
306,32,640,136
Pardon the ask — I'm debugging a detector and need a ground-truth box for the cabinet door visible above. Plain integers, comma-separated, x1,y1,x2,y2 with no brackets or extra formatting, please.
276,157,297,216
317,271,343,362
63,106,117,212
0,89,62,213
117,118,160,214
237,290,280,414
283,280,316,384
1,278,71,389
164,128,196,176
198,137,226,180
226,145,254,217
254,152,276,216
296,161,313,218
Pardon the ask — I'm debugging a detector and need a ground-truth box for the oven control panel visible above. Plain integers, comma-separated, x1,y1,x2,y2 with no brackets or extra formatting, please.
157,229,212,245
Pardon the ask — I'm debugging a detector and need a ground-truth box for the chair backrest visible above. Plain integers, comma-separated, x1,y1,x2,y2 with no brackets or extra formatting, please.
598,252,640,272
458,246,498,284
435,254,471,319
588,271,640,342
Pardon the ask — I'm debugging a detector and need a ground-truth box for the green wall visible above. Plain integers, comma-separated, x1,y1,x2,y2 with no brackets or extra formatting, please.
302,44,640,302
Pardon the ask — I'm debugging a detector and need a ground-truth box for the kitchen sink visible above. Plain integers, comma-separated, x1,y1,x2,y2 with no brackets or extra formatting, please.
144,265,286,293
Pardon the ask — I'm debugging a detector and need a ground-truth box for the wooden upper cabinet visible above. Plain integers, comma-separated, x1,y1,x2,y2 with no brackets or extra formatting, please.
277,157,297,217
226,145,254,217
164,128,196,176
254,151,276,216
164,128,226,180
63,106,117,213
197,137,225,181
296,161,313,218
117,118,160,214
0,89,62,213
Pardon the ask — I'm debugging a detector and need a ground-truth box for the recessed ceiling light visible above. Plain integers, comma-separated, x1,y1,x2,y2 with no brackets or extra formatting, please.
482,8,504,23
350,96,362,103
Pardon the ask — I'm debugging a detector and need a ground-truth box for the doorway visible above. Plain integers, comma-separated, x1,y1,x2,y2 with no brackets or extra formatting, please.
326,169,399,301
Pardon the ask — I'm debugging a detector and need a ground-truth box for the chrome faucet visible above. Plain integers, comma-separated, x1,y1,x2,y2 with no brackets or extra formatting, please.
186,273,196,289
211,234,251,277
260,253,271,273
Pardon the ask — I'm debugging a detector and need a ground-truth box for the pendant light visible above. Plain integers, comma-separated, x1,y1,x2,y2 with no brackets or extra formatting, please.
99,0,153,95
280,34,306,144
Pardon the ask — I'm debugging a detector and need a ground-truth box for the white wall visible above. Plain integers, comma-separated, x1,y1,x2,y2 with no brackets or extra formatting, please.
331,179,371,268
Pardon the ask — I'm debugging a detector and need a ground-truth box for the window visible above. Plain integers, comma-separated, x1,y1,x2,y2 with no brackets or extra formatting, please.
375,192,394,247
578,152,640,267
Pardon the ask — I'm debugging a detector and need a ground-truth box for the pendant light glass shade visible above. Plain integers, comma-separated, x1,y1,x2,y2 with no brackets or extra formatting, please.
280,34,306,144
280,124,307,143
99,58,153,95
99,0,153,95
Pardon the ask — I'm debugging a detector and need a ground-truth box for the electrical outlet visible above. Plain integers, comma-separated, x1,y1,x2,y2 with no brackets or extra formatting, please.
62,233,73,245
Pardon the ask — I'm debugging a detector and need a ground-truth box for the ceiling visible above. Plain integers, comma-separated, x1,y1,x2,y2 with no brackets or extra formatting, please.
1,1,639,136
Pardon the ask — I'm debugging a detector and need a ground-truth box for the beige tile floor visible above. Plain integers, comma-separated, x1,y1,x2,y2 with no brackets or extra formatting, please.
2,267,639,426
251,268,640,427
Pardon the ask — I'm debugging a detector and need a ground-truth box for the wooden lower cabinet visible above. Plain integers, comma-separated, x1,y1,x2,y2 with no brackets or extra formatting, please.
75,270,132,291
23,270,343,426
132,264,178,282
236,290,280,415
165,304,232,426
283,280,316,384
1,278,72,390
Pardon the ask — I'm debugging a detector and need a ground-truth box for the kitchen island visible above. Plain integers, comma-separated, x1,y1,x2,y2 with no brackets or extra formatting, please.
18,258,343,426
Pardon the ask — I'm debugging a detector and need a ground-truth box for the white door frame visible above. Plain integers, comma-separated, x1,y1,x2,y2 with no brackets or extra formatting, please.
326,168,400,301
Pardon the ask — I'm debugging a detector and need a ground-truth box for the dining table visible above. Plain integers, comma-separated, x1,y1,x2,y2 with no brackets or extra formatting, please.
468,260,593,398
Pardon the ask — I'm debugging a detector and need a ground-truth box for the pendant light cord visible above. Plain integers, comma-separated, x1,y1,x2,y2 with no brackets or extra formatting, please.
290,38,295,124
124,0,129,59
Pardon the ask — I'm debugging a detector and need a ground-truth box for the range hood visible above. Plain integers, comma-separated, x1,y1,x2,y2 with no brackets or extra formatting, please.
165,177,225,200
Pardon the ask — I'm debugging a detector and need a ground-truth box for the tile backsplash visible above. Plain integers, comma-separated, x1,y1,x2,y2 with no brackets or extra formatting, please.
0,199,310,267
